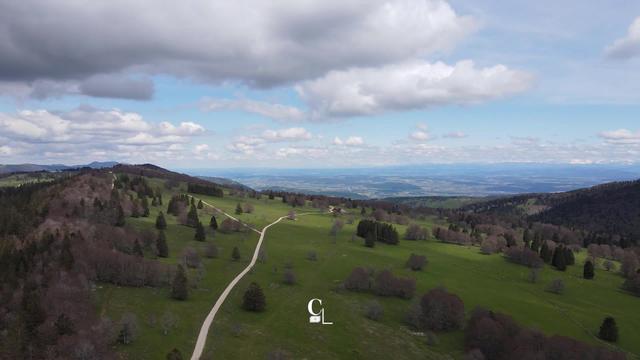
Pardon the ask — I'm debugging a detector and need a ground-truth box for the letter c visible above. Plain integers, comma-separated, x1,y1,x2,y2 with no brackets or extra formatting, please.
308,298,322,316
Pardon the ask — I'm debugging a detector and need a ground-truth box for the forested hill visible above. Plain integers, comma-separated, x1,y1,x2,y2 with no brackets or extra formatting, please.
462,179,640,246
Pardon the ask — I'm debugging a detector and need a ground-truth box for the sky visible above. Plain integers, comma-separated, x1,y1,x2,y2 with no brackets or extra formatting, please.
0,0,639,168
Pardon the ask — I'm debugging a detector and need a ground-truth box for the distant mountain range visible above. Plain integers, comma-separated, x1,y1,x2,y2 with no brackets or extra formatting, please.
0,161,119,174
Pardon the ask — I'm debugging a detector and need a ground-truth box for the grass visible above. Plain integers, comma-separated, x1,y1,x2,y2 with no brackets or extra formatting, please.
95,176,640,359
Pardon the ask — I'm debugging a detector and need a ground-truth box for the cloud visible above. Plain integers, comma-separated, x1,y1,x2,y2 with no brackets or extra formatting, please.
261,127,312,141
298,60,533,117
443,131,467,138
0,0,475,91
79,75,154,100
605,17,640,59
598,129,640,144
0,145,12,155
0,106,206,162
409,123,432,142
333,136,364,146
200,98,306,123
227,127,313,155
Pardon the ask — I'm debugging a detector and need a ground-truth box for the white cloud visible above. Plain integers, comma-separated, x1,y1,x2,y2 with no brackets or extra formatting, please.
261,127,312,141
410,130,431,142
605,17,640,59
201,98,307,123
0,0,476,90
598,129,640,144
443,131,467,138
333,136,364,146
0,145,12,155
158,121,205,136
298,60,533,117
227,127,313,155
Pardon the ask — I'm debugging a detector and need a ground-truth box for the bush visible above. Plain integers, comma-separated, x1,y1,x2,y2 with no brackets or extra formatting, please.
405,224,429,240
546,279,565,294
306,250,318,261
583,260,595,279
231,246,241,261
598,317,618,342
204,243,218,258
527,268,540,283
242,282,266,312
418,287,465,331
364,300,384,321
373,270,416,299
171,265,188,300
344,267,371,292
182,247,201,268
406,253,427,271
282,269,296,285
425,331,439,346
504,246,543,268
622,274,640,296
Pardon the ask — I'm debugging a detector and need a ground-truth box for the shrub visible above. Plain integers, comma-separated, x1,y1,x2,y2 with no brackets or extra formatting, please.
117,313,138,345
306,250,318,261
171,265,188,300
204,243,218,258
373,270,415,299
527,268,540,283
480,237,498,255
364,301,384,321
242,282,266,312
405,224,429,240
546,279,565,294
406,253,427,271
418,287,465,331
598,317,618,342
182,247,201,268
425,331,439,346
622,274,640,296
344,267,371,291
283,269,296,285
166,348,183,360
583,260,595,279
603,260,615,272
504,246,543,268
231,246,241,261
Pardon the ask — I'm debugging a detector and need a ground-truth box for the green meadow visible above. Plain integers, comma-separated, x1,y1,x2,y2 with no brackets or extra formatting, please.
96,176,640,359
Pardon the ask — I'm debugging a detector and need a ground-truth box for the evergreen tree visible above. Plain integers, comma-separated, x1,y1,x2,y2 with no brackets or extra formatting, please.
22,281,46,334
552,246,567,271
166,348,183,360
133,239,143,257
209,215,218,230
194,221,206,242
141,197,150,217
158,193,163,205
151,196,159,207
598,317,618,342
60,234,74,270
171,265,188,300
242,282,266,312
235,203,243,215
156,211,167,230
187,204,199,227
540,241,552,263
584,260,595,279
268,191,275,200
115,204,125,227
531,233,541,253
361,207,366,215
365,230,376,248
564,247,575,265
197,199,204,209
157,230,169,258
523,229,532,248
54,313,76,336
232,246,241,261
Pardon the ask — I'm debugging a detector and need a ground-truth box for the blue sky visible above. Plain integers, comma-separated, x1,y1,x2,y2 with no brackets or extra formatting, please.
0,1,639,168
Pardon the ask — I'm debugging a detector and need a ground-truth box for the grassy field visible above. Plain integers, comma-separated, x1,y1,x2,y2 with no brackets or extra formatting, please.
96,176,640,359
0,172,59,187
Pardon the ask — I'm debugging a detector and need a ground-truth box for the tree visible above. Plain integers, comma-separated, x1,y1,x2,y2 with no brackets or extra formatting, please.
157,231,169,258
141,197,150,217
117,313,139,345
419,287,465,331
133,239,144,257
621,252,639,278
156,211,167,230
160,311,177,336
564,247,575,265
523,228,532,248
546,278,565,294
364,300,384,321
171,265,189,300
166,348,183,360
209,215,218,230
551,246,566,271
204,243,218,258
283,269,296,285
406,254,427,271
364,231,376,248
598,317,618,342
197,199,203,209
186,204,199,227
60,234,74,270
232,246,241,261
242,282,266,312
54,313,76,336
344,267,371,291
583,260,595,279
235,203,243,215
194,221,206,242
115,204,125,227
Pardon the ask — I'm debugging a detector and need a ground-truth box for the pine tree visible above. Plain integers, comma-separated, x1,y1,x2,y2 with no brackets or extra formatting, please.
232,246,241,261
141,197,150,217
540,241,552,263
171,265,188,300
197,199,203,209
552,246,566,271
235,203,243,215
60,234,74,270
133,239,144,257
194,222,206,242
242,282,266,312
151,196,159,207
157,230,169,258
365,230,376,248
599,317,618,342
115,204,125,227
209,215,218,230
584,260,595,279
156,211,167,230
54,313,75,336
187,204,199,227
523,229,531,248
564,247,575,265
166,348,183,360
361,207,366,215
268,191,275,200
